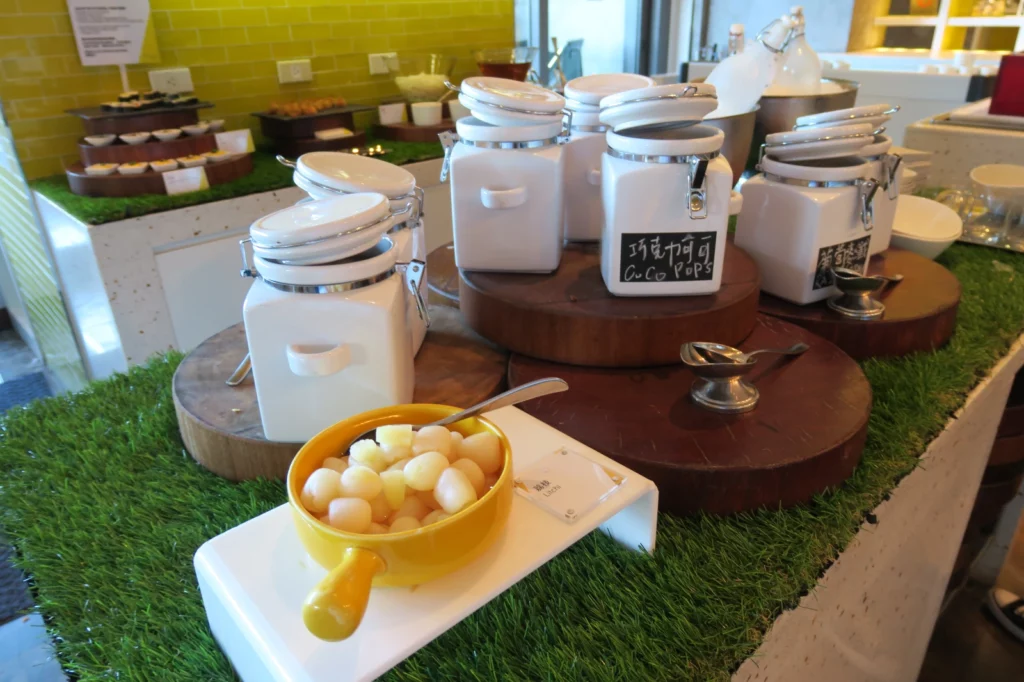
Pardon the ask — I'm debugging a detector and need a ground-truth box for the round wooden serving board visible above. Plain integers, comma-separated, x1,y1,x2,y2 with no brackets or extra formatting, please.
460,241,760,367
426,242,459,307
173,306,508,481
508,314,872,516
65,153,253,198
758,248,961,360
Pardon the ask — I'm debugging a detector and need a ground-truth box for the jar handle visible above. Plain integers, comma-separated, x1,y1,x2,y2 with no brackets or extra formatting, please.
481,186,528,209
587,168,602,186
286,344,351,377
302,546,386,641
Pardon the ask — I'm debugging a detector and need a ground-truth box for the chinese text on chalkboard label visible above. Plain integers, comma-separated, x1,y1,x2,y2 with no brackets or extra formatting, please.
619,232,717,284
812,236,871,290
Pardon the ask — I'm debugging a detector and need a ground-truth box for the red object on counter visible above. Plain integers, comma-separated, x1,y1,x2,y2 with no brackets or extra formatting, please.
990,54,1024,117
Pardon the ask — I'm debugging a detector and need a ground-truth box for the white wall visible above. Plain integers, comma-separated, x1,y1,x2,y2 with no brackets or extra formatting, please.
705,0,855,54
548,0,629,75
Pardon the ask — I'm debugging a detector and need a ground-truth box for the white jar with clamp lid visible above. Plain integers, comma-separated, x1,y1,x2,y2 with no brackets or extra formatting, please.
440,77,567,273
240,193,426,442
278,152,428,353
562,73,655,242
598,83,733,296
735,154,880,306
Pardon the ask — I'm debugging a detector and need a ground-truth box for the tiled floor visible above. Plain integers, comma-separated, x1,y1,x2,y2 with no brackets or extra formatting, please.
918,582,1024,681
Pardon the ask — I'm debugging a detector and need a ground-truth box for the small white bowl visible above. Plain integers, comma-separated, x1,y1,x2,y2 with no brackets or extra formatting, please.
84,164,117,176
84,135,116,147
890,195,963,260
411,102,442,127
177,156,207,168
378,102,406,126
152,128,182,141
117,163,150,175
150,159,179,172
202,150,232,162
181,123,210,136
119,132,152,145
207,119,225,132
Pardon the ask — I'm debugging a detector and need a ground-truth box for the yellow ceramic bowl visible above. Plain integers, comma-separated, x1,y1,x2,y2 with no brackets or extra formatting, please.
287,403,513,642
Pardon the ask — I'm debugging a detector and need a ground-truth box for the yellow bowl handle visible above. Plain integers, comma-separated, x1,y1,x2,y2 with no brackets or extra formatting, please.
302,546,386,641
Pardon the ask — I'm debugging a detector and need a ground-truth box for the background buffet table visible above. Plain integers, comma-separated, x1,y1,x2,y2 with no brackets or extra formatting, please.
0,239,1021,680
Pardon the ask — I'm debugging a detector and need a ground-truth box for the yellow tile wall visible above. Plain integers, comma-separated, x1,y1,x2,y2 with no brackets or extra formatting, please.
0,0,514,179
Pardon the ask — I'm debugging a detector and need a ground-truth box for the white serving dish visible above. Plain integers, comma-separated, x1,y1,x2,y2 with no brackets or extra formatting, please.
150,159,179,172
152,128,182,141
244,236,415,442
177,156,207,168
599,82,717,132
447,116,565,273
411,102,442,126
890,195,962,260
195,405,658,682
250,192,397,266
601,124,731,296
208,119,225,132
84,163,117,176
117,162,150,175
181,123,210,136
458,76,565,127
84,134,116,147
736,155,879,305
119,132,151,145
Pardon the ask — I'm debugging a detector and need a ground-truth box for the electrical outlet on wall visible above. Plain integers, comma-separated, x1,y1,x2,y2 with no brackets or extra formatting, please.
148,68,193,93
368,53,396,76
277,59,313,84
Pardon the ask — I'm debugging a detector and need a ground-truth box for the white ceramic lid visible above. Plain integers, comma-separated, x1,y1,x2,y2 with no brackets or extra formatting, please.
766,137,872,162
764,123,873,162
250,193,395,265
795,103,896,129
296,152,415,198
458,77,565,127
292,170,335,200
455,115,563,143
564,73,657,107
254,236,398,287
599,82,718,132
859,134,893,158
760,155,871,183
607,124,724,157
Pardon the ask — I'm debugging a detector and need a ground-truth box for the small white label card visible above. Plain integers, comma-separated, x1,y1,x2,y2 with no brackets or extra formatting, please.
514,448,626,524
214,129,255,155
162,166,209,195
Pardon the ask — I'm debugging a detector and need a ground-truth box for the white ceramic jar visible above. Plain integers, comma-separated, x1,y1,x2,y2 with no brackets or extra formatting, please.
735,155,880,305
561,73,655,242
442,77,567,273
241,194,422,442
859,134,903,255
288,152,428,352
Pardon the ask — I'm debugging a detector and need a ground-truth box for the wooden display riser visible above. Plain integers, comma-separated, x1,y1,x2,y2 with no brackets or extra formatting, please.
460,241,761,368
173,306,508,481
266,131,368,158
374,120,454,143
252,105,373,139
508,314,872,516
758,248,961,359
79,133,217,166
67,102,211,135
65,153,253,198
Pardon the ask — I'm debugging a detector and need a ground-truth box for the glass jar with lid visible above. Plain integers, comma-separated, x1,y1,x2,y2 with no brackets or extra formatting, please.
598,83,733,296
441,77,568,273
561,73,655,242
240,193,425,442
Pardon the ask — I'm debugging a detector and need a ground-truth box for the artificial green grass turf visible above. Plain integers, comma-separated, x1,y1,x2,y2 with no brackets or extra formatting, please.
0,243,1023,681
29,137,444,226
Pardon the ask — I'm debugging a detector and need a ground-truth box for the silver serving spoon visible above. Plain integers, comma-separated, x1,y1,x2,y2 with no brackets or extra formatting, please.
346,377,568,446
696,342,810,365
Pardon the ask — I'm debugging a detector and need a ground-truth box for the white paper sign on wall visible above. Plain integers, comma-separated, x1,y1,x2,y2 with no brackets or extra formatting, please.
163,167,209,196
66,0,160,67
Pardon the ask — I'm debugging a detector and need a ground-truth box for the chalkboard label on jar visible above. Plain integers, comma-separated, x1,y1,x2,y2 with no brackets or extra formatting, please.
812,236,872,290
619,232,717,284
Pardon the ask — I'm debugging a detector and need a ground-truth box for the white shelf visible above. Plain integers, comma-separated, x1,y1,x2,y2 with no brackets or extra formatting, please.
875,15,940,27
947,15,1024,27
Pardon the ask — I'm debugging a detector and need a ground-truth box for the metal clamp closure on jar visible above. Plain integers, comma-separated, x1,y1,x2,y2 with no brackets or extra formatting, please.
607,148,720,220
276,155,425,225
762,172,880,231
878,153,902,200
755,18,794,54
238,239,430,324
438,131,563,183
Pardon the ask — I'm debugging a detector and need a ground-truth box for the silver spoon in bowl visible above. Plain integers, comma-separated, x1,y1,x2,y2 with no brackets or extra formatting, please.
695,342,810,365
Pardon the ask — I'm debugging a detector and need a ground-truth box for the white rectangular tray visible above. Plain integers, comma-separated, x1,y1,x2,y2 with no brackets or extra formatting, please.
194,406,659,682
